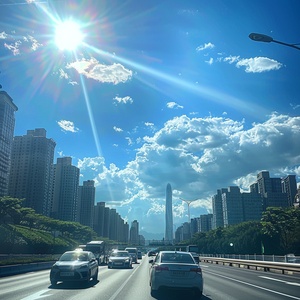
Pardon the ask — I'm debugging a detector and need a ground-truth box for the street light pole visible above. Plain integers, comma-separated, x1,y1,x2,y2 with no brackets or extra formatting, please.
249,33,300,51
179,198,198,223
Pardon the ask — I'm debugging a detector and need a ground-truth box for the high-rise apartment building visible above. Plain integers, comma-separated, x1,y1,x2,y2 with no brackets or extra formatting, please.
129,220,139,245
0,91,18,197
8,128,55,215
51,157,79,221
282,175,297,206
256,171,289,208
212,188,227,229
94,202,105,237
222,186,243,227
78,180,95,228
165,183,173,243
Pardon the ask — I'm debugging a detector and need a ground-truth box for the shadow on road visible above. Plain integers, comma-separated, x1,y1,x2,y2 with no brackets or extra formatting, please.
48,279,99,290
151,289,211,300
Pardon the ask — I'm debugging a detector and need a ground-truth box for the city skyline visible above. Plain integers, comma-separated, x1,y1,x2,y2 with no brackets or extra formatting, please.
0,0,299,237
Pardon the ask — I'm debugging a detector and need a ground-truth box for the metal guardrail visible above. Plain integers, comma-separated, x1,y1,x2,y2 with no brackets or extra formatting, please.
200,253,300,263
200,256,300,275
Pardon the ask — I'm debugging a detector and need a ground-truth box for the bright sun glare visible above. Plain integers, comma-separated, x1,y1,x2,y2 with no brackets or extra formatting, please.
55,20,83,50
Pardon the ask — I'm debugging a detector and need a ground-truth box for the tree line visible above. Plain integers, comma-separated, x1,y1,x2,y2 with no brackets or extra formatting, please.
0,196,100,254
184,207,300,255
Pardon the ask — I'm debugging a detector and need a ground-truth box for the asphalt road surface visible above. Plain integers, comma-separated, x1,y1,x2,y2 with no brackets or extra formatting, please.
1,256,300,300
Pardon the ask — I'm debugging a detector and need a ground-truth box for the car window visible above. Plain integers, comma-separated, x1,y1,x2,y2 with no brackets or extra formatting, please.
161,253,194,264
59,252,88,261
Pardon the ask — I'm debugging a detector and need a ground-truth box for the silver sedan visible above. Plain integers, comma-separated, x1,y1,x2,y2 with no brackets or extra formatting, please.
149,251,203,299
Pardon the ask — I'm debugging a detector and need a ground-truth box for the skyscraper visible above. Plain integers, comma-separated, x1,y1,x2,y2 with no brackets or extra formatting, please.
51,157,79,221
78,180,95,228
8,128,55,215
0,91,18,197
165,183,173,243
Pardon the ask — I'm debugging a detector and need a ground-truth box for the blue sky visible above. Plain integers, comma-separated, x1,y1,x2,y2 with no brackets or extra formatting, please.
0,0,299,239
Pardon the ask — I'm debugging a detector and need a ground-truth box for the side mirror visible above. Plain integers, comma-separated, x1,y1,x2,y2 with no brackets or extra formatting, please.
149,259,154,264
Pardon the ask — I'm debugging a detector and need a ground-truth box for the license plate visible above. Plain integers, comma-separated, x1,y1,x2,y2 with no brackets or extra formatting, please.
60,271,74,276
172,271,184,277
114,262,123,265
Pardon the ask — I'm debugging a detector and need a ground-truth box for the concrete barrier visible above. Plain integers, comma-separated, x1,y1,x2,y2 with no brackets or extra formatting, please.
0,261,55,277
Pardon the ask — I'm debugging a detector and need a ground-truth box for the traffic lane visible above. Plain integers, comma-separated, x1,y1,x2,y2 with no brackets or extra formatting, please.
0,262,143,300
201,262,300,300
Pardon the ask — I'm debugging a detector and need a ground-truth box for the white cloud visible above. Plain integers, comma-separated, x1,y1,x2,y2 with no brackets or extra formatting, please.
78,113,300,235
67,57,133,84
205,57,214,65
0,32,8,39
196,42,215,52
223,55,240,64
57,120,79,133
236,57,282,73
4,34,42,55
113,96,133,105
167,102,184,109
113,126,123,132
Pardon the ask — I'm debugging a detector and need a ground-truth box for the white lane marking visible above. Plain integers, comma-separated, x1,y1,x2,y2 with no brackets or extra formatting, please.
20,289,51,300
260,276,300,286
204,270,300,299
109,264,141,300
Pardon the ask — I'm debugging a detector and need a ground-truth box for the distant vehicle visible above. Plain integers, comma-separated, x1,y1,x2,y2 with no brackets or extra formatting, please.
149,251,203,298
137,250,142,259
50,250,98,286
125,247,138,263
286,253,297,263
78,241,109,264
186,245,200,263
148,250,157,257
108,250,132,269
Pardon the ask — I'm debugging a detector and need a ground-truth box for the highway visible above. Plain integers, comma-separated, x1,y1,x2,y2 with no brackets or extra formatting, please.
1,255,300,300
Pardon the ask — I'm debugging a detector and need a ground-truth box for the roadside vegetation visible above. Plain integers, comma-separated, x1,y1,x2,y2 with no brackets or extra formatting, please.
179,207,300,255
0,196,102,265
1,197,299,267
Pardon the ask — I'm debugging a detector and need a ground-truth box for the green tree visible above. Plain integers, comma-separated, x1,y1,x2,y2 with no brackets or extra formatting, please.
261,207,300,254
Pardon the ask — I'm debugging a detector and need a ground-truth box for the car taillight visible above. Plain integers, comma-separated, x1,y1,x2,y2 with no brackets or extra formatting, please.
155,266,169,272
190,267,202,274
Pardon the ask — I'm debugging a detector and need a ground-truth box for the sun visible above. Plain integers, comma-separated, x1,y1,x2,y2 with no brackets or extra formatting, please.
55,20,83,51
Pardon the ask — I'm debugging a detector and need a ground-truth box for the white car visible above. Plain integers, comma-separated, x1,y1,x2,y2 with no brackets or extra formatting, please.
149,251,203,298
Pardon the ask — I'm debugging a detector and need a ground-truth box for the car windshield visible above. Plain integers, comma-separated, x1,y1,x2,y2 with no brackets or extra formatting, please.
111,252,129,257
59,252,89,262
161,253,194,264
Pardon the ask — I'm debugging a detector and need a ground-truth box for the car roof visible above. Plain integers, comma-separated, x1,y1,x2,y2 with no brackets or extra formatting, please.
65,250,92,254
158,251,191,254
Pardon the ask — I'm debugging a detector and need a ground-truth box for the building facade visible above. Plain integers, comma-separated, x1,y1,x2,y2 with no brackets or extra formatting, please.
8,128,55,215
0,91,18,197
165,183,173,243
129,219,139,245
51,157,79,221
78,180,95,228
